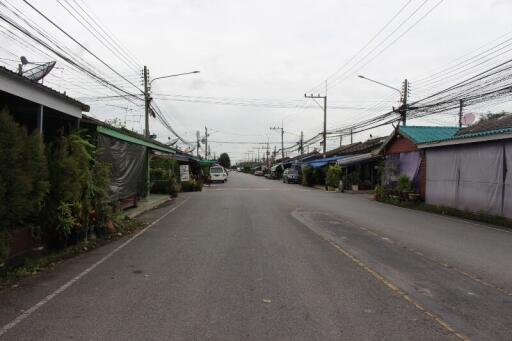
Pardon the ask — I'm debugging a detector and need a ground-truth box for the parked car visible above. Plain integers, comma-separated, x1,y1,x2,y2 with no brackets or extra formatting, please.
254,170,264,176
210,166,228,182
282,168,299,183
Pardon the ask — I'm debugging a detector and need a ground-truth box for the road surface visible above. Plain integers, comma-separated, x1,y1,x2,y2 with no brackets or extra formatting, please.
0,172,511,340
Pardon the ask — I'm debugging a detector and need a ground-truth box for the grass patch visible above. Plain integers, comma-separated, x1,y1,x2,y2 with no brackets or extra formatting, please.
379,198,512,230
0,215,144,290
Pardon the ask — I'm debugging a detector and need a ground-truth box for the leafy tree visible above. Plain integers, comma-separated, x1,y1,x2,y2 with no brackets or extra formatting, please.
326,165,342,188
218,153,231,169
0,108,48,262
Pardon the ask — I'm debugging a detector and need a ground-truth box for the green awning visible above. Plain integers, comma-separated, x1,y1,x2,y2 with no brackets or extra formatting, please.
271,164,282,172
97,126,177,154
200,160,218,166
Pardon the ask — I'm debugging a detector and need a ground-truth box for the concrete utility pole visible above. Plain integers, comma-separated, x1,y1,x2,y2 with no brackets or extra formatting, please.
300,131,304,156
304,93,327,157
143,66,151,198
458,99,464,128
400,79,409,126
204,126,209,159
270,124,284,161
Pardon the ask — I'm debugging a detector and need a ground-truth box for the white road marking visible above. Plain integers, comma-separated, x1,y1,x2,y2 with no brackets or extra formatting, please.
0,197,190,337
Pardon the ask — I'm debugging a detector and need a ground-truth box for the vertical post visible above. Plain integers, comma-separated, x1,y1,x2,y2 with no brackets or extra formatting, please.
458,99,464,128
401,79,408,126
323,96,327,157
350,129,353,144
205,126,208,159
339,135,342,147
281,125,284,161
300,131,304,156
143,66,151,198
36,104,44,134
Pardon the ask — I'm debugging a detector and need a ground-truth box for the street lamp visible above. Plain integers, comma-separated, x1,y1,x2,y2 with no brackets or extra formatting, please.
143,67,200,198
149,70,200,86
357,74,408,126
357,75,402,95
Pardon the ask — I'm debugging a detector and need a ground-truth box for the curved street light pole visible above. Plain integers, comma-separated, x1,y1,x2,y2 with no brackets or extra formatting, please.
143,66,200,198
357,75,408,126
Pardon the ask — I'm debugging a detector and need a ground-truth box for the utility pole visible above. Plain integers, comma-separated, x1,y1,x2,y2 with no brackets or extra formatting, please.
400,79,408,126
270,124,284,161
458,99,464,128
339,135,342,147
300,131,304,156
304,93,327,157
204,126,208,159
143,66,151,198
196,131,200,158
350,129,353,144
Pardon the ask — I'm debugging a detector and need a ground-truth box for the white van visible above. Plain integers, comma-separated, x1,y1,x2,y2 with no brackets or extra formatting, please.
210,166,228,182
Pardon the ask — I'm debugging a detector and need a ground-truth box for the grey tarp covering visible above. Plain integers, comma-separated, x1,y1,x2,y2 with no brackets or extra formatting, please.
426,141,506,215
426,148,458,207
98,133,146,201
504,140,512,219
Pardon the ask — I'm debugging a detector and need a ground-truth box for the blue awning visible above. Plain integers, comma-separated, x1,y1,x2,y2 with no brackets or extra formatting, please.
304,155,347,169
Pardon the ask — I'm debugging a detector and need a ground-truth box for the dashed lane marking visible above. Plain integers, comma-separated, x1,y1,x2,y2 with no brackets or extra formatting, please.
0,197,191,337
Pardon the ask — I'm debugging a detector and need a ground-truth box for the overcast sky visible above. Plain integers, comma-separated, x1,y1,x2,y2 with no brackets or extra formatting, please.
2,0,512,162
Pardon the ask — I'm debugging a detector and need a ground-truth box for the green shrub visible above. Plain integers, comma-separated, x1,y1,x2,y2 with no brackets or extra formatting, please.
326,165,342,188
397,175,412,192
181,180,202,192
302,166,314,186
0,109,48,263
150,157,179,196
42,132,110,248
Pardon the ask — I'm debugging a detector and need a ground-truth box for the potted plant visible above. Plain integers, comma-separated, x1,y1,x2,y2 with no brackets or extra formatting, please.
347,171,360,191
374,185,384,201
397,175,412,200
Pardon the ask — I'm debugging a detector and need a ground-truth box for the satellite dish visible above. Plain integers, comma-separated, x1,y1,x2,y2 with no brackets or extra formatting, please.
23,61,56,82
462,113,475,126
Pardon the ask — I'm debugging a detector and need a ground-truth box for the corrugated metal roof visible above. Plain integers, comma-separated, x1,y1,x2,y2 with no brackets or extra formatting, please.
399,126,459,144
0,66,90,111
97,126,177,154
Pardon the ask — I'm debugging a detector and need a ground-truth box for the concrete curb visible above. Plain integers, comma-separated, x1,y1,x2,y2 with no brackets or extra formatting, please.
126,197,173,219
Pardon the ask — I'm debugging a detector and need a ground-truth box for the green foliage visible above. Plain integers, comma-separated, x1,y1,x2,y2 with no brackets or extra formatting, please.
150,157,179,197
0,109,48,262
397,175,412,192
326,165,342,188
218,153,231,169
301,166,314,186
374,185,384,197
181,180,202,192
346,171,360,187
42,131,111,248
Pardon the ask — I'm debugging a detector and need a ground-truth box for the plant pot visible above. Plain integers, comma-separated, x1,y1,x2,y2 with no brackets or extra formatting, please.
351,185,359,191
408,193,421,201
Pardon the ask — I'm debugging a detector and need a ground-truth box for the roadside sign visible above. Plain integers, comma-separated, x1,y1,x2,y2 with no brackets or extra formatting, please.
179,165,190,182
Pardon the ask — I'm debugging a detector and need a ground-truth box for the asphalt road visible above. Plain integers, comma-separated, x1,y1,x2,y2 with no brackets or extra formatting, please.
1,172,511,340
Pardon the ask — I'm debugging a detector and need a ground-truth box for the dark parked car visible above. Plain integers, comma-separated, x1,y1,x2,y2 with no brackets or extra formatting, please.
282,168,299,183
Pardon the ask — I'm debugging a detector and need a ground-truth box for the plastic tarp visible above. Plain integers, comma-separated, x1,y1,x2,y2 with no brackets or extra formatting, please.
426,148,458,208
457,143,503,215
399,152,421,182
426,142,506,216
98,133,146,201
504,141,512,219
306,156,346,169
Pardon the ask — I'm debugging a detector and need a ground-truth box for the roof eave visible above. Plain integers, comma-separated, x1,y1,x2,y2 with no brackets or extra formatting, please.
419,132,512,149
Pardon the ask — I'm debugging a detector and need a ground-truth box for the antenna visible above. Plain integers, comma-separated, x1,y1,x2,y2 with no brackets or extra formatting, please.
18,56,56,82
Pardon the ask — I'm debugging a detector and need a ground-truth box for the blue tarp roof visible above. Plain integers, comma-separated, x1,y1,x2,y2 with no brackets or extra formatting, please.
304,155,347,168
